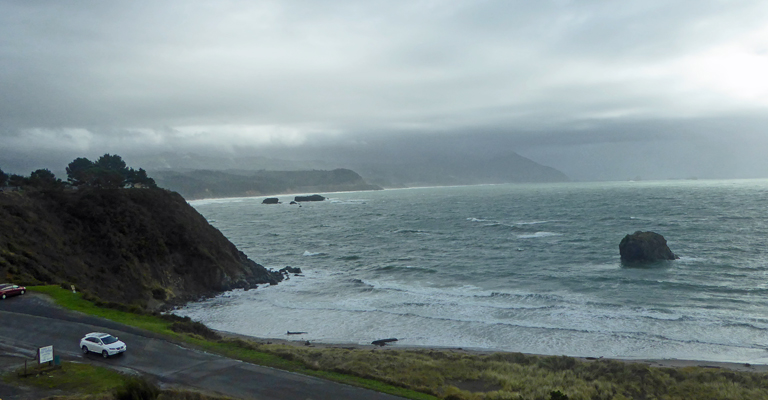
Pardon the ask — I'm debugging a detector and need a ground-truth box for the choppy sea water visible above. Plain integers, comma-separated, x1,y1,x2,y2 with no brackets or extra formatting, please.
175,180,768,363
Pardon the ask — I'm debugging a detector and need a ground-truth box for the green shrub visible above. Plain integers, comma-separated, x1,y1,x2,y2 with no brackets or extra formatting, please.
170,320,221,341
115,377,160,400
550,390,569,400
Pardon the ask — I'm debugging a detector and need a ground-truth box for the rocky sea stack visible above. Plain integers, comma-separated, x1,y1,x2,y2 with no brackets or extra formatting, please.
619,231,679,262
0,188,283,309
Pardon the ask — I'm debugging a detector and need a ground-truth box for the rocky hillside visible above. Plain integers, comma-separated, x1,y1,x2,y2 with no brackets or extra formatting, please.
0,187,283,309
153,168,382,200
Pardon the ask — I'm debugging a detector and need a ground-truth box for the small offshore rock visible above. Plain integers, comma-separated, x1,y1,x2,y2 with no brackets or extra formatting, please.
262,197,280,204
279,266,303,275
619,231,678,262
294,194,325,202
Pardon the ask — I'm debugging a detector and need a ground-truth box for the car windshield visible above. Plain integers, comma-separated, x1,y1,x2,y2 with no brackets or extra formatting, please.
101,335,119,344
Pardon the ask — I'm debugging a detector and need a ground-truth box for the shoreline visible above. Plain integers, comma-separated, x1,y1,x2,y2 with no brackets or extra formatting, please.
186,178,768,203
216,330,768,374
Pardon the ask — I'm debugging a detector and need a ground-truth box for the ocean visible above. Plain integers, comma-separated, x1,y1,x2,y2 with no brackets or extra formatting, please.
174,180,768,364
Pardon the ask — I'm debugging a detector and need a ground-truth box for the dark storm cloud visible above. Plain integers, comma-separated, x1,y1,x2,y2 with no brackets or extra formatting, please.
1,0,767,179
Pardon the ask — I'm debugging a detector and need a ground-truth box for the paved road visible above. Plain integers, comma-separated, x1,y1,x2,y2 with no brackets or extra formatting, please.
0,293,404,400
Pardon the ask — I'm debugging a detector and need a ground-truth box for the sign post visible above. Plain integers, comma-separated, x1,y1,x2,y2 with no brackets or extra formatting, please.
38,345,53,365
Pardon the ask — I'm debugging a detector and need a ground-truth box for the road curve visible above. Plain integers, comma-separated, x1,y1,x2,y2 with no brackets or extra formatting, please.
0,293,405,400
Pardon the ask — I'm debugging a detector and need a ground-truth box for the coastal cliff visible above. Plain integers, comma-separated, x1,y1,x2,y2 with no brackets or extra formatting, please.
0,188,282,308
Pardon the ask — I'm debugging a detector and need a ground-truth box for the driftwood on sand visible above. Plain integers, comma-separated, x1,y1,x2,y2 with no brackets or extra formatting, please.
372,338,398,346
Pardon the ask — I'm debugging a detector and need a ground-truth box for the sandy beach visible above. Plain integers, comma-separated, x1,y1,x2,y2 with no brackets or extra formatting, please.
217,330,768,374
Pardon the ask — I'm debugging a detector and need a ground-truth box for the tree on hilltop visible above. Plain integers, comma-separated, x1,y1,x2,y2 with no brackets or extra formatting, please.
126,168,156,188
29,169,65,189
8,174,29,188
66,154,157,189
66,157,96,187
0,168,7,187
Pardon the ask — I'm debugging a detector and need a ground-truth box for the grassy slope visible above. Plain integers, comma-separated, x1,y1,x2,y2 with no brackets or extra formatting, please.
30,286,768,400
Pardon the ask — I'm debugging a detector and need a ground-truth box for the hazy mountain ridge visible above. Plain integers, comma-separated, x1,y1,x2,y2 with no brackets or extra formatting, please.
152,168,383,200
0,188,283,308
137,150,569,190
351,153,570,187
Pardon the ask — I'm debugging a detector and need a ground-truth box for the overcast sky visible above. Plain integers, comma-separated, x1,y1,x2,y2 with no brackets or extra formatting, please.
1,0,767,180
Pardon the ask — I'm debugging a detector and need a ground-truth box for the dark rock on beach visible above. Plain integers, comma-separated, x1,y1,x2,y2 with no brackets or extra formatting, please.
372,338,398,346
619,231,678,262
294,194,325,202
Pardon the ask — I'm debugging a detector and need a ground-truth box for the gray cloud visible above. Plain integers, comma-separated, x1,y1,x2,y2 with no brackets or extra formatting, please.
1,0,767,179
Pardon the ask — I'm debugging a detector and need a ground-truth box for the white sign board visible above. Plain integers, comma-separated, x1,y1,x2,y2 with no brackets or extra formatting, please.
38,345,53,364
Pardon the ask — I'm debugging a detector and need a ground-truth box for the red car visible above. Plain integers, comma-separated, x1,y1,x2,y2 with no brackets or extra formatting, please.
0,283,26,300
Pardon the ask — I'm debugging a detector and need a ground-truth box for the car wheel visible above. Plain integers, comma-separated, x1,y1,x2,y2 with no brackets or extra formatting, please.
82,345,89,355
102,350,109,358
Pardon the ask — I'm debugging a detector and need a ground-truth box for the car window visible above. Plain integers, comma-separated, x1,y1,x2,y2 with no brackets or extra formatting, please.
87,337,99,343
101,335,118,344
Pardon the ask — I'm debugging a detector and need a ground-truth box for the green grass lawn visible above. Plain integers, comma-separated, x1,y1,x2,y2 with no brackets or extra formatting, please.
3,361,124,395
3,361,238,400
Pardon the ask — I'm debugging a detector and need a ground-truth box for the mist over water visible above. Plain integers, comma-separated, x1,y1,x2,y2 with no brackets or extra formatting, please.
176,180,768,363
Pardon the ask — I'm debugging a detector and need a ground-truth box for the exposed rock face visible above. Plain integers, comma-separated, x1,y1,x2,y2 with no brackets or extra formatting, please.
619,231,678,262
262,197,279,204
295,194,325,202
0,188,284,308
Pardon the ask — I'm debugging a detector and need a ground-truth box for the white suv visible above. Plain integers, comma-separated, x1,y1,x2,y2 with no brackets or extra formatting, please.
80,332,127,358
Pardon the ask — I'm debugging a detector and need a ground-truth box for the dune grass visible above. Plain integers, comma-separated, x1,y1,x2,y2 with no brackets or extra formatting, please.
208,342,768,400
27,285,768,400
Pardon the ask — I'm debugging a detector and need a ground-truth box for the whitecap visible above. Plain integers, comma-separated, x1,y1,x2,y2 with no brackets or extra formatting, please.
677,256,706,263
303,250,325,256
516,232,562,239
329,199,368,204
